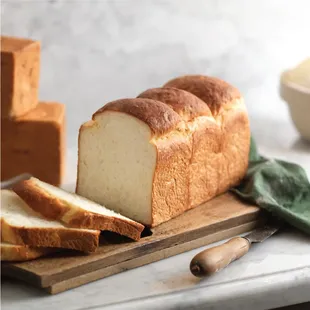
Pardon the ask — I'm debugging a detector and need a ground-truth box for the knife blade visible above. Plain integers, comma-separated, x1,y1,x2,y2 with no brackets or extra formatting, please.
190,219,284,277
0,173,32,189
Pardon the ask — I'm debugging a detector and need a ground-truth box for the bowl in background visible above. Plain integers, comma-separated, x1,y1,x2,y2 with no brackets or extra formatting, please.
280,59,310,142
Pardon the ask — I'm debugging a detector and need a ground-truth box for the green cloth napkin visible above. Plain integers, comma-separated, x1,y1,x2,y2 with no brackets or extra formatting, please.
232,136,310,235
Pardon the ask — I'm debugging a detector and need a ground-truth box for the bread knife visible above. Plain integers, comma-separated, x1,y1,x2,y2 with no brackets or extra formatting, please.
190,220,283,277
1,173,32,189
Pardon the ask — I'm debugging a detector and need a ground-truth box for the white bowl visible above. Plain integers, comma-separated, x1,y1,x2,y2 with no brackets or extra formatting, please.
280,59,310,142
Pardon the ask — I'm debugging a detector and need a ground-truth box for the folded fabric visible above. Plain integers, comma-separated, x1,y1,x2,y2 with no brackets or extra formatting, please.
232,136,310,234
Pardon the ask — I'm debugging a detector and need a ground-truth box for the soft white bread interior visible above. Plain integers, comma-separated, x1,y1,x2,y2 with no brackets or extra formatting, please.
77,109,156,225
76,75,250,227
13,177,144,240
1,190,100,252
1,242,51,261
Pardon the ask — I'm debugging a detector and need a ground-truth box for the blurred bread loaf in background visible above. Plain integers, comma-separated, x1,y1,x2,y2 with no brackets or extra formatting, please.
1,102,65,185
1,36,40,119
1,36,66,185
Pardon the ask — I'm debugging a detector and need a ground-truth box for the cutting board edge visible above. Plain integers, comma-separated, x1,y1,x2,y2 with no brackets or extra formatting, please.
45,219,264,294
1,263,44,287
32,207,263,287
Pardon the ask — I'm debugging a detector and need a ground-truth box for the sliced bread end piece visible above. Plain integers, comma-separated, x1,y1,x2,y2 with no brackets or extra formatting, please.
1,242,52,261
13,177,144,241
1,190,100,253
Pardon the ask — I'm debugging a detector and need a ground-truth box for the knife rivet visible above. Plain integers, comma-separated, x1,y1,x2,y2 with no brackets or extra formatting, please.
190,263,201,276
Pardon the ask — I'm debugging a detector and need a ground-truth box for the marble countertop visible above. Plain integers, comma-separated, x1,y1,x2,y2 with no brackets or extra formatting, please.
1,1,310,309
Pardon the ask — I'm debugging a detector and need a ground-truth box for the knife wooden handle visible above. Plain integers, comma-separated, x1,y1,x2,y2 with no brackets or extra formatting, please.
190,237,250,277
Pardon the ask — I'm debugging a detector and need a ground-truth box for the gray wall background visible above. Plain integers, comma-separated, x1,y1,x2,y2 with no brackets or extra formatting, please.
2,0,310,152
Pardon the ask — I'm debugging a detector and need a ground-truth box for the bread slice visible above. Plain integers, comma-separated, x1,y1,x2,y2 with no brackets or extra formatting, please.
1,190,100,252
1,242,51,261
13,177,144,241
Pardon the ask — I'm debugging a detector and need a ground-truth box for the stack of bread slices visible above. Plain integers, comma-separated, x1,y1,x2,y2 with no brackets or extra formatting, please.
1,177,144,261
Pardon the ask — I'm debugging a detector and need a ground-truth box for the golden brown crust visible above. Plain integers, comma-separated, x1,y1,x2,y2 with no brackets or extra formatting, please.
217,107,250,193
1,102,65,186
13,179,144,241
137,87,212,121
76,74,250,227
189,119,222,207
164,75,241,115
150,76,249,224
1,243,52,261
12,180,68,219
93,98,181,136
1,36,40,119
1,35,38,53
14,101,65,123
1,218,99,253
151,134,192,226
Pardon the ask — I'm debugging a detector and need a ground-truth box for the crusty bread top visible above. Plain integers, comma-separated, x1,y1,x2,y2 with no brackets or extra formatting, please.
164,75,241,115
1,35,39,53
13,102,65,123
138,87,212,121
93,98,182,136
88,75,243,138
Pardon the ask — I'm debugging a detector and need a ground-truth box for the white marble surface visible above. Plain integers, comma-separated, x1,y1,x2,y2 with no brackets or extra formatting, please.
1,1,310,309
1,227,310,310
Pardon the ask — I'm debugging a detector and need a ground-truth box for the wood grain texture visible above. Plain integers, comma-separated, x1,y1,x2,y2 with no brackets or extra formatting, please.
190,237,251,277
1,193,264,293
47,221,261,295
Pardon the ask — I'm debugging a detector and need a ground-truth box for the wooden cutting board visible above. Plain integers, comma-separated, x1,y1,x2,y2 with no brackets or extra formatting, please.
1,193,264,294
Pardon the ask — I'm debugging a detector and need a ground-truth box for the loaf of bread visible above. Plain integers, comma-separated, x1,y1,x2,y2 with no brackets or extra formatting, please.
1,190,100,252
1,36,40,119
13,177,144,241
1,102,65,186
76,75,250,227
1,242,52,261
